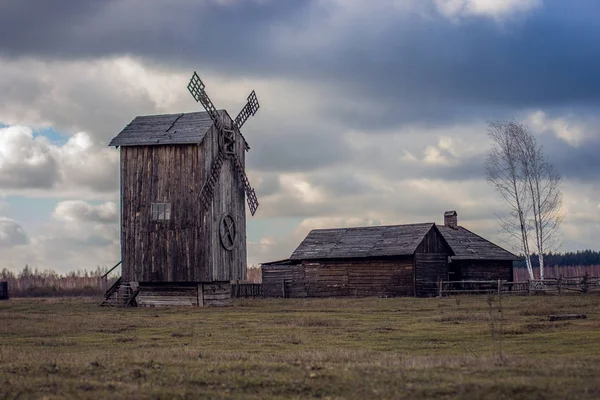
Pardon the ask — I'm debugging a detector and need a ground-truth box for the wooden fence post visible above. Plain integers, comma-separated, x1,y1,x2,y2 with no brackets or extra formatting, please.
558,276,562,296
497,279,501,296
438,279,443,298
528,280,531,296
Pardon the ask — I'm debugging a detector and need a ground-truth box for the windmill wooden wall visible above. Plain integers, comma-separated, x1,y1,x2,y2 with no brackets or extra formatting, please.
119,112,247,288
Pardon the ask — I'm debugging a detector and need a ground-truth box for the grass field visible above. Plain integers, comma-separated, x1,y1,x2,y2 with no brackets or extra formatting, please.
1,295,600,399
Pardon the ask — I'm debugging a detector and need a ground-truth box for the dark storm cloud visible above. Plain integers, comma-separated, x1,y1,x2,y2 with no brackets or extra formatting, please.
2,0,599,124
0,0,306,70
544,135,600,182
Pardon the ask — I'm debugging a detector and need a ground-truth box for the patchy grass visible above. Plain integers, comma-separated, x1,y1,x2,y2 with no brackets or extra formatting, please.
1,295,600,399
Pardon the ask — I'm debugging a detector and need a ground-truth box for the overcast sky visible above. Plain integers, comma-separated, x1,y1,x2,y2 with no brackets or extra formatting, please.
0,0,599,274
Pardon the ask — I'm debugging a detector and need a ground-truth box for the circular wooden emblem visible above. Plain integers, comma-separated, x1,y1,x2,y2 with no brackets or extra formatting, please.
219,213,236,251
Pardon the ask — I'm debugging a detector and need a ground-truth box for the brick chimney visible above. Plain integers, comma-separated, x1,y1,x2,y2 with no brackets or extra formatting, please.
444,210,458,229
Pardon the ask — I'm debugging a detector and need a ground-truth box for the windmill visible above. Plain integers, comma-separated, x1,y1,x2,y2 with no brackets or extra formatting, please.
105,72,263,307
188,72,260,216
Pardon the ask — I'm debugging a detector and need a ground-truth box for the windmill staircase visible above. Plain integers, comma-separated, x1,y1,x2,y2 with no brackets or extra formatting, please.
99,261,139,307
100,278,139,307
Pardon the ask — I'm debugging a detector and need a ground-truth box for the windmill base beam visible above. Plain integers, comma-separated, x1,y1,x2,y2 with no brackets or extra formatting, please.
135,282,232,307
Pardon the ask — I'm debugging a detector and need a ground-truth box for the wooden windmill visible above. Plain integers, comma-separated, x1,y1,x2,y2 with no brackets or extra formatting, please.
105,72,260,307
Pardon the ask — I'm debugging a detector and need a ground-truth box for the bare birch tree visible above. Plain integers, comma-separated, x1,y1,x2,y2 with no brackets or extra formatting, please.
486,121,535,279
485,121,562,280
514,126,563,280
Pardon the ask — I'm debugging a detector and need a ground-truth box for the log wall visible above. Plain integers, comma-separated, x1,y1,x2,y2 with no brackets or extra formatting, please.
452,260,513,282
261,263,306,298
120,112,246,283
262,258,415,298
414,253,448,297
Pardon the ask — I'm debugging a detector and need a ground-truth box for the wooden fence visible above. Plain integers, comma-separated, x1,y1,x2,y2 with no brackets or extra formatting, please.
0,282,8,300
231,283,262,298
438,276,600,297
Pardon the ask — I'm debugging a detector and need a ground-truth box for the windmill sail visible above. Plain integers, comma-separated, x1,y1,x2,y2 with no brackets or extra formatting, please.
187,71,260,215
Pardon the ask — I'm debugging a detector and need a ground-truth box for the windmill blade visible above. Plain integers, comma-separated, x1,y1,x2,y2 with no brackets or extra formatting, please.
234,90,260,131
232,156,259,216
187,71,258,214
198,151,225,211
187,71,220,123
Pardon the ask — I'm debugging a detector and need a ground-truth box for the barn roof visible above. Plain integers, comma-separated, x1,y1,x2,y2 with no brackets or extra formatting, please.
290,223,436,260
109,110,250,148
437,225,519,261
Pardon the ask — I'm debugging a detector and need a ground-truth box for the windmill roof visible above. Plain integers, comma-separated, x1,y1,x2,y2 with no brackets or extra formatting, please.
109,111,220,147
109,109,252,149
437,225,519,261
290,223,437,260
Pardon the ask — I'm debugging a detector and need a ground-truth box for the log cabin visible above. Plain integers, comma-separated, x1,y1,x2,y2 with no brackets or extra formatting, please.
262,211,519,298
262,223,452,298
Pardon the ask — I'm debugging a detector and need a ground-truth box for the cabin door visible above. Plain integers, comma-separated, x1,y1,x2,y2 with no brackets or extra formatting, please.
283,279,292,298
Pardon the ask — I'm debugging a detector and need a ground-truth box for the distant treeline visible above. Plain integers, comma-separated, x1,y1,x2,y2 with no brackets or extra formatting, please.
1,264,263,297
514,250,600,268
0,265,116,297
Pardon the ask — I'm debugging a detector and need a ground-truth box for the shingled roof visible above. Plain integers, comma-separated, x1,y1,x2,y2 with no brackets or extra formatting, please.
109,111,220,147
290,223,437,260
437,225,519,261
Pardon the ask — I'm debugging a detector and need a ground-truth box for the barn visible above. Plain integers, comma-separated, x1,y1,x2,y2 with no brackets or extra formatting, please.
103,72,261,307
262,211,518,298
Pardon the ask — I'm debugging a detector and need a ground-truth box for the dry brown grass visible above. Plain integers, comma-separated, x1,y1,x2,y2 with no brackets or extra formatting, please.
1,295,600,399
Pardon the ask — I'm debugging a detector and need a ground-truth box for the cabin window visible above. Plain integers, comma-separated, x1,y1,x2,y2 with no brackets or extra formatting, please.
151,203,171,221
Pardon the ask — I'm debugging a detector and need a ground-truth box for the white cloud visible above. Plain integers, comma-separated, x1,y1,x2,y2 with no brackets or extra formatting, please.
0,126,58,189
1,201,119,273
53,200,118,223
0,126,118,198
435,0,542,20
0,217,29,247
0,56,188,141
527,110,587,146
